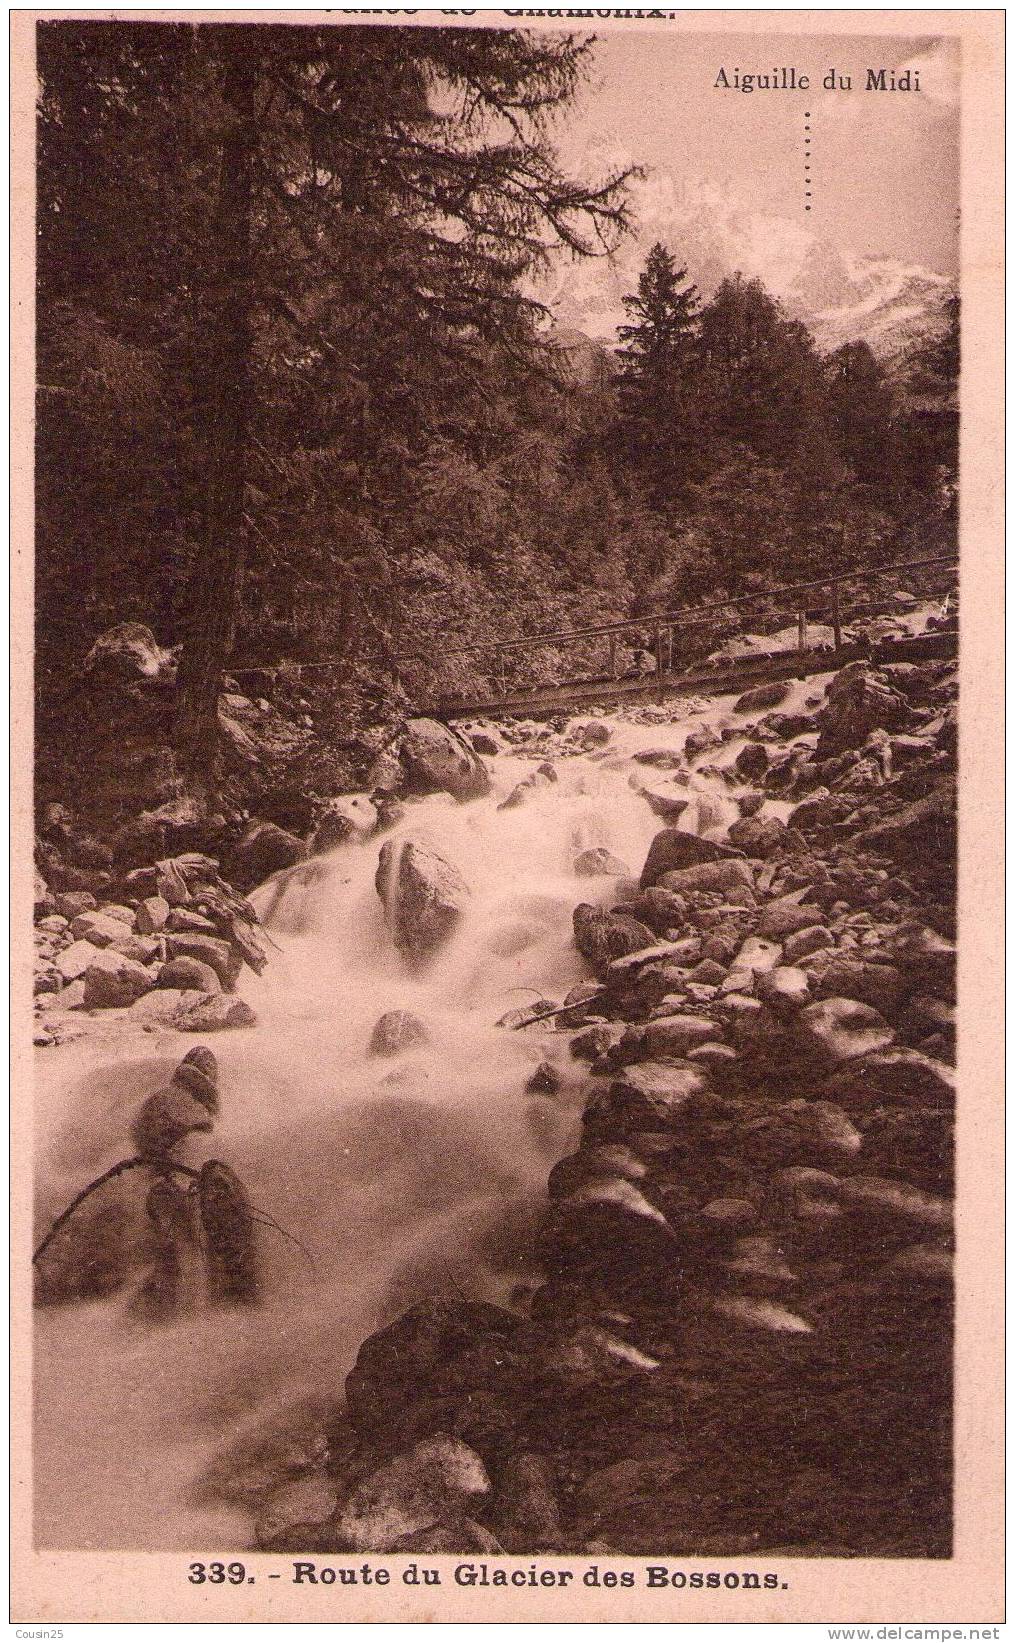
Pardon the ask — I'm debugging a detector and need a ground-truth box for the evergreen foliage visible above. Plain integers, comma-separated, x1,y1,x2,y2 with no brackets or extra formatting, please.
35,21,958,802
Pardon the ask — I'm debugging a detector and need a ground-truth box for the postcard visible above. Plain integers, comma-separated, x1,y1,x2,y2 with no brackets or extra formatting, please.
10,6,1004,1624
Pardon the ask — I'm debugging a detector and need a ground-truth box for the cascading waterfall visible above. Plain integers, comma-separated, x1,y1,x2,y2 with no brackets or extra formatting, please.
32,690,802,1551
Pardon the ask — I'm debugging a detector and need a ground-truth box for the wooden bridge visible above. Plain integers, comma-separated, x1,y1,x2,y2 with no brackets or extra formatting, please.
227,553,957,721
424,554,958,721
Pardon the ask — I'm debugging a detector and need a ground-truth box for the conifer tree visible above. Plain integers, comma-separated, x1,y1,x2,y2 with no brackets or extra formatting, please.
615,242,701,513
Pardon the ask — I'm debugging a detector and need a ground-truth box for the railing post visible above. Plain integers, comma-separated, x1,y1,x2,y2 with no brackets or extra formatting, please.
609,632,617,679
797,609,808,651
655,622,664,702
830,582,843,651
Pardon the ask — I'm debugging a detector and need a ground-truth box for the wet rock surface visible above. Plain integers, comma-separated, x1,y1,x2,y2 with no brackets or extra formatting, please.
302,655,955,1559
39,654,957,1559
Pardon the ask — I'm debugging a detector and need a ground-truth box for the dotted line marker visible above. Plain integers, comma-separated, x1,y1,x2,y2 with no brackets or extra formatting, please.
804,112,812,211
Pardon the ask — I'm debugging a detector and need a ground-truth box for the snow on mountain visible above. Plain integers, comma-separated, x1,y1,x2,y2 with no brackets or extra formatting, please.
544,150,953,366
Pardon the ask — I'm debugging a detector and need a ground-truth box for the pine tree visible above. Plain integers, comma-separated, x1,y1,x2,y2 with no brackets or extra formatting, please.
614,242,701,513
37,22,635,792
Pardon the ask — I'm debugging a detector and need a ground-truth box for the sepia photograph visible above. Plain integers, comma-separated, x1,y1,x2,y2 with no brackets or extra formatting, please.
12,6,1003,1624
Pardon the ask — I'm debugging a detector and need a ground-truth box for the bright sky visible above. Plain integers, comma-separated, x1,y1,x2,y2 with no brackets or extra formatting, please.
563,29,959,274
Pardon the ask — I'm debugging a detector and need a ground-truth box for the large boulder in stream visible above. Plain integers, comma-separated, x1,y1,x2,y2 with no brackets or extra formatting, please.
376,838,469,966
817,664,912,757
640,827,741,889
573,904,655,978
397,717,491,803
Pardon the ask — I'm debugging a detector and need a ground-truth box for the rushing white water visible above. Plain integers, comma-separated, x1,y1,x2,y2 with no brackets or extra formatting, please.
32,683,825,1551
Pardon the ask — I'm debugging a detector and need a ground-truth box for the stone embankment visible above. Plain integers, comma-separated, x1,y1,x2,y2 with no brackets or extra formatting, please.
195,652,957,1560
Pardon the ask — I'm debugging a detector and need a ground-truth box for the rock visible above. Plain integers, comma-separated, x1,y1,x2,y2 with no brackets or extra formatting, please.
128,988,207,1025
766,712,817,740
700,1199,760,1240
470,731,500,756
794,997,895,1063
783,925,834,964
107,931,161,966
721,994,781,1053
84,621,174,682
605,939,700,982
824,1048,955,1110
134,895,170,935
165,908,217,936
165,933,241,991
722,1234,798,1295
773,1166,841,1215
853,781,957,867
541,1179,678,1285
178,995,257,1032
229,821,306,890
754,965,811,1015
839,1176,953,1234
82,950,154,1008
758,895,823,938
34,871,54,917
586,1062,706,1135
687,1041,741,1079
573,905,655,978
621,887,688,935
344,1299,522,1446
574,847,631,878
774,1099,862,1164
789,790,853,830
369,1010,429,1057
70,910,130,949
37,915,68,934
685,723,722,760
817,664,912,757
525,1061,560,1096
880,1243,954,1292
816,960,905,1015
490,1453,563,1551
637,1014,721,1058
640,828,740,889
309,795,378,854
157,956,222,994
255,1472,339,1550
533,1324,660,1389
122,796,223,858
335,1434,491,1553
547,1143,647,1200
727,815,785,858
713,1295,813,1334
54,890,97,919
399,718,491,803
376,838,469,967
735,681,790,712
631,747,685,769
131,1082,215,1158
658,860,755,902
569,1023,626,1062
580,720,612,748
733,935,782,974
55,938,101,982
638,785,692,823
734,742,769,781
388,1520,504,1554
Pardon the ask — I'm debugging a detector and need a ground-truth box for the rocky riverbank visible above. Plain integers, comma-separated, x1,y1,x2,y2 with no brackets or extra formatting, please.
183,649,956,1560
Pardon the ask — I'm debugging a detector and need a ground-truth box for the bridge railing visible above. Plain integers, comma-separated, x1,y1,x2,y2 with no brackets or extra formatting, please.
405,553,957,710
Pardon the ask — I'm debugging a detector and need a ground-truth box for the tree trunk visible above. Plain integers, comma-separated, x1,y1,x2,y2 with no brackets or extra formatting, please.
175,41,255,791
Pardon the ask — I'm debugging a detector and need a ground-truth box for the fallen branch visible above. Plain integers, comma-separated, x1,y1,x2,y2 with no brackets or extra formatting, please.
509,993,606,1029
33,1156,150,1265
